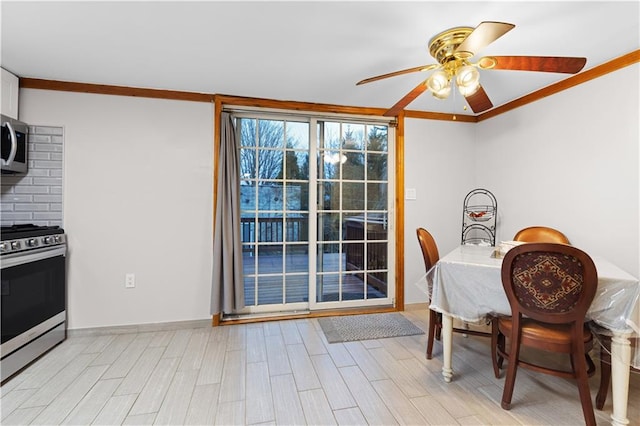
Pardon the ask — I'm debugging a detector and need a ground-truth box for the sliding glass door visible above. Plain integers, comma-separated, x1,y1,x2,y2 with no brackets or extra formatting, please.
236,112,394,314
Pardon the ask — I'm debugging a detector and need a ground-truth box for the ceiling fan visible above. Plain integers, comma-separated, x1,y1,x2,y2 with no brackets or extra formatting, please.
357,21,587,117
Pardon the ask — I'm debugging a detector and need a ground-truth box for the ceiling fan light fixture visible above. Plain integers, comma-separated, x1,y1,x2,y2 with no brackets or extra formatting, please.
427,70,451,98
456,65,480,96
431,84,451,99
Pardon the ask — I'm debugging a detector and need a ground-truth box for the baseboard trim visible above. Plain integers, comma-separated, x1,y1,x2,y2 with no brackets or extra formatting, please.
67,318,212,337
404,302,429,311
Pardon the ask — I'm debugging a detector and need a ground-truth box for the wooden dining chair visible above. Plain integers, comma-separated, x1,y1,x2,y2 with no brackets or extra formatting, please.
491,243,598,426
416,227,491,360
513,226,570,244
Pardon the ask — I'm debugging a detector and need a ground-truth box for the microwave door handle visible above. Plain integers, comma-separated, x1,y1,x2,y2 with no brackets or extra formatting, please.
1,122,18,166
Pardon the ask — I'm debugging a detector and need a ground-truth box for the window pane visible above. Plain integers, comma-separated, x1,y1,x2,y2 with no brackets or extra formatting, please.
257,149,283,180
242,247,256,275
343,124,365,151
344,214,365,241
367,242,387,269
285,214,308,242
286,244,309,271
343,242,364,272
366,213,388,241
287,121,309,150
342,153,364,180
258,245,283,274
240,214,256,243
318,150,341,179
257,186,284,213
286,183,308,211
244,276,256,306
240,148,256,179
317,243,340,272
367,183,387,210
257,275,283,305
256,215,284,242
320,122,341,149
342,182,364,210
367,271,387,298
367,153,387,180
343,272,365,300
367,126,388,152
285,151,309,180
285,274,308,303
318,181,340,210
317,273,340,302
318,213,341,241
259,120,284,148
240,118,256,147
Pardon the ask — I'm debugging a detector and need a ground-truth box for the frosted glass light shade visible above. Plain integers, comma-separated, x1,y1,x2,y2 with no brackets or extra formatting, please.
456,65,480,96
427,70,451,99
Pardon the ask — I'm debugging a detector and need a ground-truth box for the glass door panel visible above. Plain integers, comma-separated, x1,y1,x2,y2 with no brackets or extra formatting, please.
312,121,393,309
239,117,310,312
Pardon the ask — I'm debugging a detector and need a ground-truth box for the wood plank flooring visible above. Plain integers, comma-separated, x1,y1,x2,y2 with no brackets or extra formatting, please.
1,310,638,425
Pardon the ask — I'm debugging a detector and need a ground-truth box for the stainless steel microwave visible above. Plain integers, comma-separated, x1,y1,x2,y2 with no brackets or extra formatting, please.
1,114,28,174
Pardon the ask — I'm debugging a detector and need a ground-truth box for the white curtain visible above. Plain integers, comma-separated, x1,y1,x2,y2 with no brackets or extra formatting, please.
211,112,244,317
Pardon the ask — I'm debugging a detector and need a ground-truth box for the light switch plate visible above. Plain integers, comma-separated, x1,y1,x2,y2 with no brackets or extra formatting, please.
405,188,417,200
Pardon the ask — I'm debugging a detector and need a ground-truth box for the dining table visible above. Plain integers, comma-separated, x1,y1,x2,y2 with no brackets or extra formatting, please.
426,244,640,426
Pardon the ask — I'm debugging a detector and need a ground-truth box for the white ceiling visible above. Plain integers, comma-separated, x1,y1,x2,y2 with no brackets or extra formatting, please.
2,1,638,115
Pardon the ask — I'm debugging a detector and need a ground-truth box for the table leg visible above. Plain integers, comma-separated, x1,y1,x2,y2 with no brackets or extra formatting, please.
610,332,631,426
442,313,454,382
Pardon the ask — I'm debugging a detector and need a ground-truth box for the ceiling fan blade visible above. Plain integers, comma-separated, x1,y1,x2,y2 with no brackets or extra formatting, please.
383,80,429,116
465,84,493,113
478,56,587,74
357,64,439,85
456,21,515,56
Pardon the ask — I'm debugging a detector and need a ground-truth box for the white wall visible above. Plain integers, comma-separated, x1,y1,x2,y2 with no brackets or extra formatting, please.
475,64,639,278
20,89,214,329
403,119,476,303
18,62,639,322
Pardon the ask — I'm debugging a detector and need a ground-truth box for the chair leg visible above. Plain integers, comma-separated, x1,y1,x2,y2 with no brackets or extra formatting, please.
595,338,611,410
585,354,596,376
501,329,522,410
497,329,505,370
426,309,438,359
491,318,500,378
435,312,442,341
572,346,597,426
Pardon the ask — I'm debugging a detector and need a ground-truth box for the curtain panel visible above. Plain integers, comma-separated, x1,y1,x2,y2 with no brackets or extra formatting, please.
211,112,244,317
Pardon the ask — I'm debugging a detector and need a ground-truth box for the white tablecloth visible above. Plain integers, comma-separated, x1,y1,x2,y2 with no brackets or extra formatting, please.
427,244,640,367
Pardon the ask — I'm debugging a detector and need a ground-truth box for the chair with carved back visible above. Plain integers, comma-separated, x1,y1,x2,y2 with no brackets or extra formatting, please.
513,226,570,244
491,243,598,426
417,227,491,360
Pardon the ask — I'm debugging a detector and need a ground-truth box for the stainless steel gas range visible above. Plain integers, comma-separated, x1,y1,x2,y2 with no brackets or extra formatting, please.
1,224,67,383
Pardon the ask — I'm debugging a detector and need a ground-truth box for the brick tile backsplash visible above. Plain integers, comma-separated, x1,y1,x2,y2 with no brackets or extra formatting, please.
1,125,64,227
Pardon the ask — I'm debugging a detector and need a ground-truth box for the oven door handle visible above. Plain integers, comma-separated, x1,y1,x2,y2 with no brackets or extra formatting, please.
1,121,18,166
1,246,66,269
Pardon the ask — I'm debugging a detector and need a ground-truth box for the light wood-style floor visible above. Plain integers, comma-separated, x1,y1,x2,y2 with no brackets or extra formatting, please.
1,310,638,425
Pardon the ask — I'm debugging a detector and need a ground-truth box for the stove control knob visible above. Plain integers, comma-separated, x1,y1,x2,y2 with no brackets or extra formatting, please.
54,235,63,243
27,238,38,247
11,241,21,250
0,242,7,253
43,236,52,245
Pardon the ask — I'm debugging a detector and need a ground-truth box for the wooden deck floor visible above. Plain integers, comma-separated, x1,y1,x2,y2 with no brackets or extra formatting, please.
242,252,387,306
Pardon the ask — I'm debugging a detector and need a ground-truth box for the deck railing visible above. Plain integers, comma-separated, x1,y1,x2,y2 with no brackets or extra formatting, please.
241,216,308,247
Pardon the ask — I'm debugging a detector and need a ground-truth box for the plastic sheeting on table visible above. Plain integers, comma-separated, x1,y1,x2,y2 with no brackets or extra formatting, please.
426,244,640,368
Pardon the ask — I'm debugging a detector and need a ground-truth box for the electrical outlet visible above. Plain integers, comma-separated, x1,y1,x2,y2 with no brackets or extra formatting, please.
125,273,135,288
